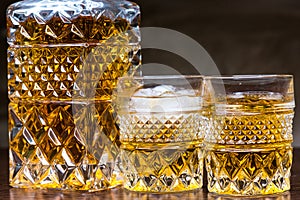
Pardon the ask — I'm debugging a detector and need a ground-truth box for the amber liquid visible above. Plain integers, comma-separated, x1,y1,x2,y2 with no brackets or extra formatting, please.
205,96,294,195
8,15,139,190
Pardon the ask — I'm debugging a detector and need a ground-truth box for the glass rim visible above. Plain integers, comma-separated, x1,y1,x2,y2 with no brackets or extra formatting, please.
118,75,204,81
205,74,293,80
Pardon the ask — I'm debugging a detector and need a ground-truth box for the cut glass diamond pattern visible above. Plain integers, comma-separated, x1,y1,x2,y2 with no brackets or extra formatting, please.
207,113,294,145
121,145,203,192
205,145,292,195
9,101,122,190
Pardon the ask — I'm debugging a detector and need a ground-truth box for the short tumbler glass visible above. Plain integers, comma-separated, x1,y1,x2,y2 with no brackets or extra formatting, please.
204,75,295,196
115,76,207,193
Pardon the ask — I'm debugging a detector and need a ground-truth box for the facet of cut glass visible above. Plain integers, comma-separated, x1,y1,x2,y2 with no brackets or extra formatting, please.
7,0,141,191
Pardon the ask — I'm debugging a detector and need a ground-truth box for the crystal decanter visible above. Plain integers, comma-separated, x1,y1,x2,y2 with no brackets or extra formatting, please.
7,0,140,191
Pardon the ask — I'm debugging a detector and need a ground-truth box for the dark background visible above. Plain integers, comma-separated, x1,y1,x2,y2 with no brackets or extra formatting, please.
1,0,300,147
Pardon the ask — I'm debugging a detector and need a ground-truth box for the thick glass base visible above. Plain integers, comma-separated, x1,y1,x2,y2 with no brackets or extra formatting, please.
121,142,203,193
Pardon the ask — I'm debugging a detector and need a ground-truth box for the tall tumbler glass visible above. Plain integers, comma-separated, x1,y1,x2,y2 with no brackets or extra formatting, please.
205,75,295,196
114,76,207,193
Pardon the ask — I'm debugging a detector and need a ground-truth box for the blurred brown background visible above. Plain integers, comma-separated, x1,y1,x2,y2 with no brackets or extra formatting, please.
1,0,300,147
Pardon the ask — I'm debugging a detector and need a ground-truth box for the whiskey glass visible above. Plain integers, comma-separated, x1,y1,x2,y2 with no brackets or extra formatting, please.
114,75,207,193
204,75,295,196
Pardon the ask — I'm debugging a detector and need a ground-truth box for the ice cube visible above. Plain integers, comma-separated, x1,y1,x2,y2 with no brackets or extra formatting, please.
129,85,202,113
133,85,177,97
